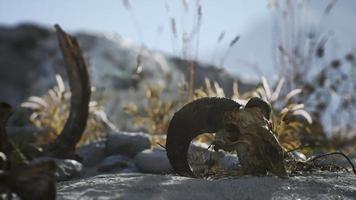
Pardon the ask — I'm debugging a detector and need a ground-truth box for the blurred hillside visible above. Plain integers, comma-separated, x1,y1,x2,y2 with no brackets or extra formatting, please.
0,24,252,130
0,0,355,136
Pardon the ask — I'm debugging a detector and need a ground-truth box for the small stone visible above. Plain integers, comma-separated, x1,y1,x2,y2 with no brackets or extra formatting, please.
31,157,83,181
218,153,239,170
106,131,151,157
97,155,136,173
289,151,307,162
134,148,172,174
313,152,356,169
76,140,106,167
188,143,226,174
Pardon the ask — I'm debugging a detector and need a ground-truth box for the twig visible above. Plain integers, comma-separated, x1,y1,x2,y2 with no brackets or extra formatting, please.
157,143,166,150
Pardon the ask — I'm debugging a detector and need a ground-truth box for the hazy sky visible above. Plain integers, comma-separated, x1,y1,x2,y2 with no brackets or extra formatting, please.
0,1,271,77
0,0,355,80
0,0,268,53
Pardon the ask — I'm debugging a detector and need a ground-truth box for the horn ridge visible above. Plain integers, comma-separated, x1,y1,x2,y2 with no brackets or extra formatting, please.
166,97,241,177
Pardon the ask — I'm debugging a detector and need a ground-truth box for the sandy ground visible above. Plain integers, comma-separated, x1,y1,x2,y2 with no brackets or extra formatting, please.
57,172,356,200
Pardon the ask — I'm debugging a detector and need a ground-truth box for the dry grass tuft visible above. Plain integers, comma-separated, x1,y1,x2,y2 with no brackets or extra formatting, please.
253,77,313,152
21,74,114,147
123,85,180,147
124,74,315,152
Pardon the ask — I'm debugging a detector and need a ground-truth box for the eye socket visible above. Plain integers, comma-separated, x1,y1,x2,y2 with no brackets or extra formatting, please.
225,123,240,141
226,123,238,132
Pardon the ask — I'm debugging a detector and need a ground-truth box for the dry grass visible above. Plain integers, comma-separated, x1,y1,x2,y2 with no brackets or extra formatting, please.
255,77,313,151
21,74,114,147
123,85,180,146
111,0,354,151
124,75,315,151
272,0,356,137
194,76,314,151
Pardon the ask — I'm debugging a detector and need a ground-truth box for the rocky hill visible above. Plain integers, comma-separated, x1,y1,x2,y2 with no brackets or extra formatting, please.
0,23,253,130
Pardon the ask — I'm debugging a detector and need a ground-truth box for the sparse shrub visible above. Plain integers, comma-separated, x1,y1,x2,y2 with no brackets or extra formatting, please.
21,74,114,146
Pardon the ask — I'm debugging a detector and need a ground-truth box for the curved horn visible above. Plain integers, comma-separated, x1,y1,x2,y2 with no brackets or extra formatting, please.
45,25,91,158
166,97,241,177
245,97,271,119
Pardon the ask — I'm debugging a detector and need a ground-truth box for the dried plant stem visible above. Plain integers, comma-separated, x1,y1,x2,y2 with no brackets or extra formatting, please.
157,143,166,150
188,61,196,100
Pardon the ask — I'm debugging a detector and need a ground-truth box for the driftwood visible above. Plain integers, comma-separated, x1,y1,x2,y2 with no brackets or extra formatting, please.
44,25,91,158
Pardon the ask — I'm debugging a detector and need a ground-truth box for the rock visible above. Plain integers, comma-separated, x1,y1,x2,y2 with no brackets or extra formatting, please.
133,144,238,175
57,172,356,200
188,143,226,175
97,155,137,173
134,148,172,174
312,152,356,169
218,153,239,170
55,159,83,181
106,131,151,157
288,150,307,162
31,157,83,181
76,141,106,167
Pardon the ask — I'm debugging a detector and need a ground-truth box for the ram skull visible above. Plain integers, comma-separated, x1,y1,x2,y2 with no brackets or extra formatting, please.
166,97,286,178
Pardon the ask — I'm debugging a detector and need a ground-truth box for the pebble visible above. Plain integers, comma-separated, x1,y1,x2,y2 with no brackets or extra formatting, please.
106,131,151,157
76,141,106,167
134,148,172,174
97,155,136,173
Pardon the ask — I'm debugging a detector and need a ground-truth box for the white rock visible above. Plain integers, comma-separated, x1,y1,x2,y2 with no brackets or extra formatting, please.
134,148,172,174
97,155,137,173
218,153,239,170
76,140,106,167
289,150,307,162
106,131,151,157
188,143,226,174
